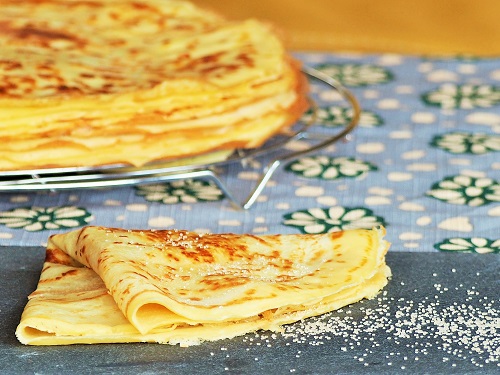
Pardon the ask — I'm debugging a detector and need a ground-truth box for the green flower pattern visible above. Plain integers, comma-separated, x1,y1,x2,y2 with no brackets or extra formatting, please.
435,238,500,254
0,206,93,232
286,156,377,180
283,206,386,234
427,175,500,206
431,132,500,154
422,84,500,109
314,63,394,86
135,179,224,204
302,106,384,128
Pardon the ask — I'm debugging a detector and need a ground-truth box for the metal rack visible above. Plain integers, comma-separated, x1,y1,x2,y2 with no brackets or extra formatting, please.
0,66,360,210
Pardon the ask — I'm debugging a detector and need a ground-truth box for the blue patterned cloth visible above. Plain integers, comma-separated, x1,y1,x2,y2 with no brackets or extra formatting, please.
1,53,499,253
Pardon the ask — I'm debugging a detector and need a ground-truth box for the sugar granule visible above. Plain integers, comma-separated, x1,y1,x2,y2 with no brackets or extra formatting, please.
240,280,498,370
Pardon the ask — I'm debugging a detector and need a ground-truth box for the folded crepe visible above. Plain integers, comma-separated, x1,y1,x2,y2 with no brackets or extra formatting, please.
16,226,391,346
0,0,308,170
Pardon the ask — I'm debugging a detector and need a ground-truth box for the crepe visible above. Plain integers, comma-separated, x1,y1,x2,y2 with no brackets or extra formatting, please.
0,0,308,170
16,226,391,346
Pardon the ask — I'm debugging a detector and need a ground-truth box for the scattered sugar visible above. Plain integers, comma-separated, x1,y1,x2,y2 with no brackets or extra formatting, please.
237,277,498,371
208,265,497,373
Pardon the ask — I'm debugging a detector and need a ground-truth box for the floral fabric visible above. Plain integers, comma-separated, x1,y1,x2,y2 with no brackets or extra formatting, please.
0,53,498,253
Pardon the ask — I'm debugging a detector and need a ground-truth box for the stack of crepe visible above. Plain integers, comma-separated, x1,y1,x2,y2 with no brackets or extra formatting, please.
0,0,308,170
16,226,391,346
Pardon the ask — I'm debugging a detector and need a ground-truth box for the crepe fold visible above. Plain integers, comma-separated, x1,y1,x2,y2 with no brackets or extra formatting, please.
16,226,391,346
0,0,308,170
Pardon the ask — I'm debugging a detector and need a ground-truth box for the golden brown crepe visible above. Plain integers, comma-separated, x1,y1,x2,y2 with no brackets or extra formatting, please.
0,0,308,170
16,226,391,346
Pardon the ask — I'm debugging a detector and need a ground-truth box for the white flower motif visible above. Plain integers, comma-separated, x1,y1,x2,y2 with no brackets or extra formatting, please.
428,175,500,206
316,64,394,87
435,238,500,254
136,179,223,204
423,84,500,109
302,106,383,128
283,206,386,234
431,132,500,154
287,156,377,180
359,111,384,128
0,206,93,232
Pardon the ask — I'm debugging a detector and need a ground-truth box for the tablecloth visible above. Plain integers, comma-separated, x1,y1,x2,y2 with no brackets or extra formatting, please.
0,52,499,252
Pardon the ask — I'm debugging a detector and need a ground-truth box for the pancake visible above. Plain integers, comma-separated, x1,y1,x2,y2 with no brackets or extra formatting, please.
0,0,308,170
16,226,391,346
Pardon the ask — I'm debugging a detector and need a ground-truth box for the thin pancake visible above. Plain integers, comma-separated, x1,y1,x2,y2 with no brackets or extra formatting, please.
0,0,308,170
16,226,391,346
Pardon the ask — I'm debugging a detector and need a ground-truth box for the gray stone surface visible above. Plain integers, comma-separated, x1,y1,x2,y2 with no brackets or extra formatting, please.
1,246,498,374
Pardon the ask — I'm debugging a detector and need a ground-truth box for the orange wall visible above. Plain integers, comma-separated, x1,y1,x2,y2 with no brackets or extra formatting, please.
191,0,500,56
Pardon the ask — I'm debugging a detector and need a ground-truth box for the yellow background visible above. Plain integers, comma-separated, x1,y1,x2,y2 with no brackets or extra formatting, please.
191,0,500,56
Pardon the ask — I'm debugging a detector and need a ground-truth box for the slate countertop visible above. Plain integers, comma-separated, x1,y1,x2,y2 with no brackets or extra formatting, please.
1,247,498,374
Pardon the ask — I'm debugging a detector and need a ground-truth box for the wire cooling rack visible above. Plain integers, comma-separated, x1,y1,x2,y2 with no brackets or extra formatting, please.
0,66,360,209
